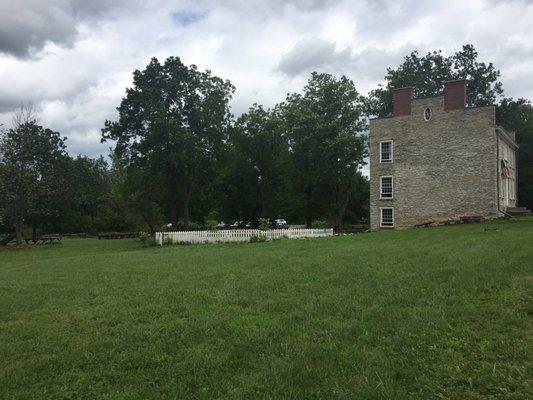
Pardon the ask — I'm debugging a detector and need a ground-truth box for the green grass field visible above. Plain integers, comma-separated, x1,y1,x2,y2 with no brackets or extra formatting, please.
1,218,532,399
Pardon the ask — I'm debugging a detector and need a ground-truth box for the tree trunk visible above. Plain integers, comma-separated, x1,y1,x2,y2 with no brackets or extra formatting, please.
260,178,268,217
260,163,268,217
182,181,194,229
147,223,155,234
169,189,178,228
332,181,353,233
333,214,343,233
15,216,23,245
140,212,155,234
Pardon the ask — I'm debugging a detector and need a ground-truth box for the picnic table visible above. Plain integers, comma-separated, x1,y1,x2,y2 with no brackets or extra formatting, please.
24,235,62,245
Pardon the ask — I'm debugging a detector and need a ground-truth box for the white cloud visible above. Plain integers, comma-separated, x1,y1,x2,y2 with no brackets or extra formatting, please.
0,0,532,159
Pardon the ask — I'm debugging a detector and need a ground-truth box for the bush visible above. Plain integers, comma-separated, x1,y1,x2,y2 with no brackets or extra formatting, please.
250,234,268,243
206,211,220,222
259,218,271,231
203,219,218,231
138,233,157,247
186,221,203,231
311,218,330,229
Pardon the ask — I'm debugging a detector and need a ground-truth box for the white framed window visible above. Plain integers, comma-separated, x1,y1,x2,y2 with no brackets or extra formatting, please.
380,140,393,163
380,207,394,228
380,176,393,199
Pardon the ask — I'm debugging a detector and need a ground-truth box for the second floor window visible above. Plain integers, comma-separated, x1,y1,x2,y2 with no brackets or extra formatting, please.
380,140,393,163
380,176,393,199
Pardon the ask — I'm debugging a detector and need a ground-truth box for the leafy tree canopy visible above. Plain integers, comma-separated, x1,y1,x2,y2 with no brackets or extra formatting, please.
282,72,367,228
102,56,235,227
0,119,67,243
365,44,504,117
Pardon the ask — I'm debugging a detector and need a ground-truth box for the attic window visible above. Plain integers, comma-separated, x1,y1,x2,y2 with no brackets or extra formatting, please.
424,108,432,121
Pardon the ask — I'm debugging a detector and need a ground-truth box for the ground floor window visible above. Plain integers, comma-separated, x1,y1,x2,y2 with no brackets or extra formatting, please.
380,207,394,228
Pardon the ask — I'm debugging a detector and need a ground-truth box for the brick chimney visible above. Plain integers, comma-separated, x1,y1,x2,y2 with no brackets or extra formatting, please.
444,80,467,110
393,87,413,117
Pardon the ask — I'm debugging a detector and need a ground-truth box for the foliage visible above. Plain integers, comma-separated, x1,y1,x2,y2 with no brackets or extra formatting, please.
249,234,268,243
203,219,218,231
138,232,157,247
225,104,289,219
0,118,67,244
102,56,235,228
282,72,367,229
0,218,531,398
310,218,330,229
57,156,112,233
365,44,504,117
258,217,270,231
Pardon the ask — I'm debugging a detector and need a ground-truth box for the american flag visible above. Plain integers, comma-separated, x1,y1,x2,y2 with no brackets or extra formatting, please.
500,159,510,179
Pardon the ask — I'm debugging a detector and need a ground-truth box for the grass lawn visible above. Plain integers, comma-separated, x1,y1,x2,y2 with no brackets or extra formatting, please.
1,218,532,399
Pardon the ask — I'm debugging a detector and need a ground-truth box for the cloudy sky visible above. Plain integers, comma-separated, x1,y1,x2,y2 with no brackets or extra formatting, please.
0,0,532,158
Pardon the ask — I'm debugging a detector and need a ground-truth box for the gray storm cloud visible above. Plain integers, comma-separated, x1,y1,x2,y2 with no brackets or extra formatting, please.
0,0,126,58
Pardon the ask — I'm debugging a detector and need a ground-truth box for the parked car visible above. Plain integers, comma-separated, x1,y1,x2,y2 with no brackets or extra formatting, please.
274,218,288,228
245,218,260,229
217,221,227,229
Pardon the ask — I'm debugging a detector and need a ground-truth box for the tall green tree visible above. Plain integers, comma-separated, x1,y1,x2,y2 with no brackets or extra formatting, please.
0,116,67,244
230,104,289,218
282,72,367,229
365,44,504,117
102,56,234,228
496,98,533,209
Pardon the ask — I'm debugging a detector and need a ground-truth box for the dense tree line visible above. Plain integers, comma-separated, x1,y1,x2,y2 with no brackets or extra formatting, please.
0,107,125,244
101,58,368,232
1,44,531,243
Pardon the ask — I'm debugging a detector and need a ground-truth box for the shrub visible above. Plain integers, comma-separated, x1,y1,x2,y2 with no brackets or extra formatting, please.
203,219,218,231
186,221,203,231
250,234,268,243
311,218,330,229
259,218,271,231
139,233,157,247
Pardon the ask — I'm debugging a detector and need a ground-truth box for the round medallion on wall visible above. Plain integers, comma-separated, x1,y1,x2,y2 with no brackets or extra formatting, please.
424,107,432,121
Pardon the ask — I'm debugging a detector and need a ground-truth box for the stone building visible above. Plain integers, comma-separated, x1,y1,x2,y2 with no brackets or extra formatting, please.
369,80,519,230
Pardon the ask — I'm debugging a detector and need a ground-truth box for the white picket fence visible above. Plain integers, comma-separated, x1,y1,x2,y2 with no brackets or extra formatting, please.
155,228,333,245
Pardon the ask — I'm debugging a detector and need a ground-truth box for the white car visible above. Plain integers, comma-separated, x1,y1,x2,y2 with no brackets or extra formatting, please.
274,218,288,228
